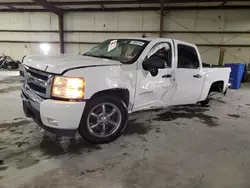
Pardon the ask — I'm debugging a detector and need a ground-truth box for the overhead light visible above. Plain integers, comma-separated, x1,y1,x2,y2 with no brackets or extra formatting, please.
40,43,51,55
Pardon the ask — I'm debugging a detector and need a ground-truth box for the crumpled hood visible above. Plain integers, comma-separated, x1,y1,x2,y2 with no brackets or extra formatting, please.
23,54,121,74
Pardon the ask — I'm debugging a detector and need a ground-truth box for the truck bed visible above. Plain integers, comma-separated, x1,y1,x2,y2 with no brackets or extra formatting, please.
203,67,231,90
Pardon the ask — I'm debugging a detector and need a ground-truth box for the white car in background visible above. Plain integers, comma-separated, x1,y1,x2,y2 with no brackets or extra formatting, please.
21,38,230,143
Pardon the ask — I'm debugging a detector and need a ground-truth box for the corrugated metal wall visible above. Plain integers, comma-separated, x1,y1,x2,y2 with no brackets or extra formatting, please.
0,12,59,60
0,10,249,65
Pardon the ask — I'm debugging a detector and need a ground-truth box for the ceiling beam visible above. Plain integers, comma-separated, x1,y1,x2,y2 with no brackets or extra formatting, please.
6,5,19,11
50,0,161,5
31,0,62,15
1,5,250,12
0,2,34,6
61,5,250,11
162,0,249,2
1,0,250,6
51,0,250,5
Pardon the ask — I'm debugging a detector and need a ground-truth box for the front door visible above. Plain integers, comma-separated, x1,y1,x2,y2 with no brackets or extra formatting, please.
169,41,204,105
133,41,175,111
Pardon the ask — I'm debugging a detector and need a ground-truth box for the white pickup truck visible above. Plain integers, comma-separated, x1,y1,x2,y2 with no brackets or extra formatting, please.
21,38,230,143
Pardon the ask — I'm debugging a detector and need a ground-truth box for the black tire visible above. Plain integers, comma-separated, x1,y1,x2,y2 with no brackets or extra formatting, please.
78,95,128,144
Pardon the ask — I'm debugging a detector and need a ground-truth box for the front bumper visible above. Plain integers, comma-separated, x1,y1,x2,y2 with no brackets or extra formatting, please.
21,88,86,137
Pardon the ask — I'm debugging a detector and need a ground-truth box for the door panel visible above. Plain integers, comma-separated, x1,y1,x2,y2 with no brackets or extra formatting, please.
133,41,175,111
133,68,175,110
168,69,204,105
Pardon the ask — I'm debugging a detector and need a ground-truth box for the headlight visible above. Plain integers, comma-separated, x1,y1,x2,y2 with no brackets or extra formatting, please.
52,76,85,100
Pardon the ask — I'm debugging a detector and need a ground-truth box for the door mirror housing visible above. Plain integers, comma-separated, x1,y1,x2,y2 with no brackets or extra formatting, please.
142,56,166,71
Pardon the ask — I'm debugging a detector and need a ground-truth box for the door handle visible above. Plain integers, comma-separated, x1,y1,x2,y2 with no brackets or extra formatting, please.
162,74,172,78
193,74,202,78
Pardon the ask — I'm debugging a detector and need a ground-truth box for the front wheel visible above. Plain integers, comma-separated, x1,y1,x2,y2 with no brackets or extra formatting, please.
78,96,128,144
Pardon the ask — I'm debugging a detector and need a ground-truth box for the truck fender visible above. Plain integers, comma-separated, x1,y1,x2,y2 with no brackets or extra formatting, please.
89,88,130,107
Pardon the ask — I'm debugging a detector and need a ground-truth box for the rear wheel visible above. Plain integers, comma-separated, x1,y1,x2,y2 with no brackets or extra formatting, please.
78,96,128,144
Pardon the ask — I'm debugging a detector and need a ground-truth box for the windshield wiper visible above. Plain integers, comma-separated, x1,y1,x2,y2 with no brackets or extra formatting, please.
83,54,114,60
96,55,114,60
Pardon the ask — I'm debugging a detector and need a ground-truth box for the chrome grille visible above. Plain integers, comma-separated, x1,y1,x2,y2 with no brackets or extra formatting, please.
23,66,53,98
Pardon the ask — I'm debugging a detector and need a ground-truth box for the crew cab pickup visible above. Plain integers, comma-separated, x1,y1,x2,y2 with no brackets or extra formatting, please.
21,38,230,143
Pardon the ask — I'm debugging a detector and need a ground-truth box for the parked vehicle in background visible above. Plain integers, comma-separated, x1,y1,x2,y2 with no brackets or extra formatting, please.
21,38,231,144
0,54,20,70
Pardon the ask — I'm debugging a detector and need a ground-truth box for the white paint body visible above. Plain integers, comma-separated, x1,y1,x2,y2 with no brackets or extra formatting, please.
23,38,231,130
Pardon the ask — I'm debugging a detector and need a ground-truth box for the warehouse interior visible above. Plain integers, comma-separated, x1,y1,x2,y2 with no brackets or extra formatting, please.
1,0,250,188
0,0,250,65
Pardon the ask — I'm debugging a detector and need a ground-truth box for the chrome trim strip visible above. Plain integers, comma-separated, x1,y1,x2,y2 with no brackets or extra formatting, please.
27,73,46,88
45,75,53,98
23,66,53,99
22,86,43,111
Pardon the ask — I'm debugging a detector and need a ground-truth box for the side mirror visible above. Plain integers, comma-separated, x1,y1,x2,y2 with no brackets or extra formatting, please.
142,56,166,71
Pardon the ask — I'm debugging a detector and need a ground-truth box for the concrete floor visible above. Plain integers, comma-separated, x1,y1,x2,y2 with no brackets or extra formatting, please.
0,71,250,188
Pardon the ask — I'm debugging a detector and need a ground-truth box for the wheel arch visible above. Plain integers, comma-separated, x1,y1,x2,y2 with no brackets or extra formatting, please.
209,80,224,93
79,88,129,144
90,88,130,107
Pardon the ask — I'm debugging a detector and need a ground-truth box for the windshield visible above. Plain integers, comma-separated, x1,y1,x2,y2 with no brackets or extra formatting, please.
84,39,149,64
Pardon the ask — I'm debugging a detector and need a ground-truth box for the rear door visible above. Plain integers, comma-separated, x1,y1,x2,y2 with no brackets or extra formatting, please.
169,41,204,105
